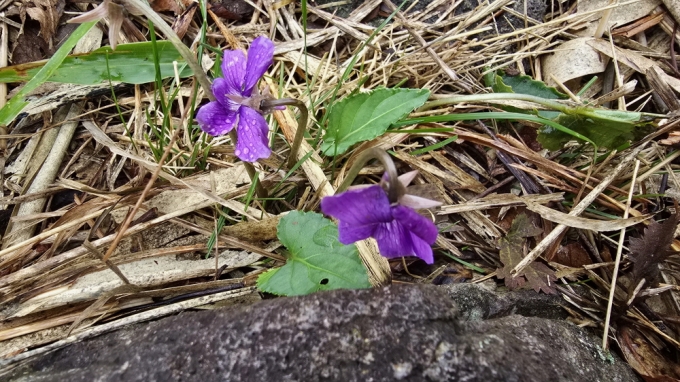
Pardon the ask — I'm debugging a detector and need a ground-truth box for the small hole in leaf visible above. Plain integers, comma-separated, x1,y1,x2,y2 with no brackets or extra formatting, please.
320,278,329,285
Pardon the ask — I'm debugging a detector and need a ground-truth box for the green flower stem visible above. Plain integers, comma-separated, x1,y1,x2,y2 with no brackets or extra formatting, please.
419,93,664,121
419,93,569,113
262,98,308,169
123,0,267,198
336,148,401,204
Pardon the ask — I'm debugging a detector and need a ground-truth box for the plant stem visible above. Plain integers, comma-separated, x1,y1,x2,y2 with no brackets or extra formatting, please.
336,148,402,203
262,98,308,169
124,0,267,198
419,93,570,112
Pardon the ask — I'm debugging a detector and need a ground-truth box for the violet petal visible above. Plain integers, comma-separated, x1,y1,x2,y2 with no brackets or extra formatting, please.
321,185,393,244
234,106,271,162
373,219,413,258
243,36,274,96
408,230,434,264
220,49,247,95
321,185,392,225
196,101,239,136
212,78,241,111
335,221,375,244
392,205,439,244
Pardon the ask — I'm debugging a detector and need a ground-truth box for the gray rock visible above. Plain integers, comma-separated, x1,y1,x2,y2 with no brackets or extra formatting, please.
443,282,568,321
5,284,639,382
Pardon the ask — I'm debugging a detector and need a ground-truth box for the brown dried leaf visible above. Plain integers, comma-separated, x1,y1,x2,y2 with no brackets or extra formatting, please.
617,325,680,381
25,0,64,48
629,212,680,288
223,216,281,242
208,0,253,20
172,2,198,40
524,200,650,231
150,0,180,14
11,25,49,64
659,132,680,146
551,242,592,268
496,213,557,294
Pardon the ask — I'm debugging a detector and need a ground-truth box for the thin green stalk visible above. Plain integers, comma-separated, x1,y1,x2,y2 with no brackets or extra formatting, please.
263,98,308,168
394,111,598,148
336,148,401,203
419,93,664,120
419,93,570,113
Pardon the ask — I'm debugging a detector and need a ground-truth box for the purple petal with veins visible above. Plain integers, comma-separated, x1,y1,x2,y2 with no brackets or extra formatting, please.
234,106,271,162
220,49,247,94
196,101,238,136
211,78,241,111
408,231,434,264
373,219,412,258
392,205,439,245
195,36,275,162
243,36,275,96
320,173,439,264
321,186,392,225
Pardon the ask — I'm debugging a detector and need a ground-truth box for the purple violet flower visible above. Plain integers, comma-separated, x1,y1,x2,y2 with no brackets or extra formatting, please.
321,171,442,264
196,36,275,162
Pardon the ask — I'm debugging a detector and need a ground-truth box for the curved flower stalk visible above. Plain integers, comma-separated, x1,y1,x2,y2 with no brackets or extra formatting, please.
262,98,309,169
68,0,143,50
196,36,276,162
321,148,441,264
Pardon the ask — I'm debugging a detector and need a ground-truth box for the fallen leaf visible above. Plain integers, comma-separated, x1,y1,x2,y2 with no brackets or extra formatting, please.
659,132,680,146
575,0,661,37
150,0,181,14
551,242,592,267
524,199,650,231
223,216,281,242
617,325,680,381
542,37,608,87
11,24,50,64
496,213,557,294
172,2,198,39
629,211,680,290
24,0,64,48
209,0,254,20
588,39,680,93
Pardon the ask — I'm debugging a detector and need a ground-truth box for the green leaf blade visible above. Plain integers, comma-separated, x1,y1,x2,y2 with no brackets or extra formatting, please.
0,41,193,85
0,21,97,126
484,68,654,150
321,87,430,156
257,211,370,296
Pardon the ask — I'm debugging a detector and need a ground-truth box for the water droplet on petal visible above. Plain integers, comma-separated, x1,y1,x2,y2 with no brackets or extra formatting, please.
235,149,241,156
242,148,249,154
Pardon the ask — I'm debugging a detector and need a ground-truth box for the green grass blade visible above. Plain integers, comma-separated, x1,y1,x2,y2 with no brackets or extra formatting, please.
410,136,458,155
0,21,96,126
395,111,598,148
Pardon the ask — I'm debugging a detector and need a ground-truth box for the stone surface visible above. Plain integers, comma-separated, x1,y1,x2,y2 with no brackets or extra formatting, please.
443,282,568,321
5,284,639,382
